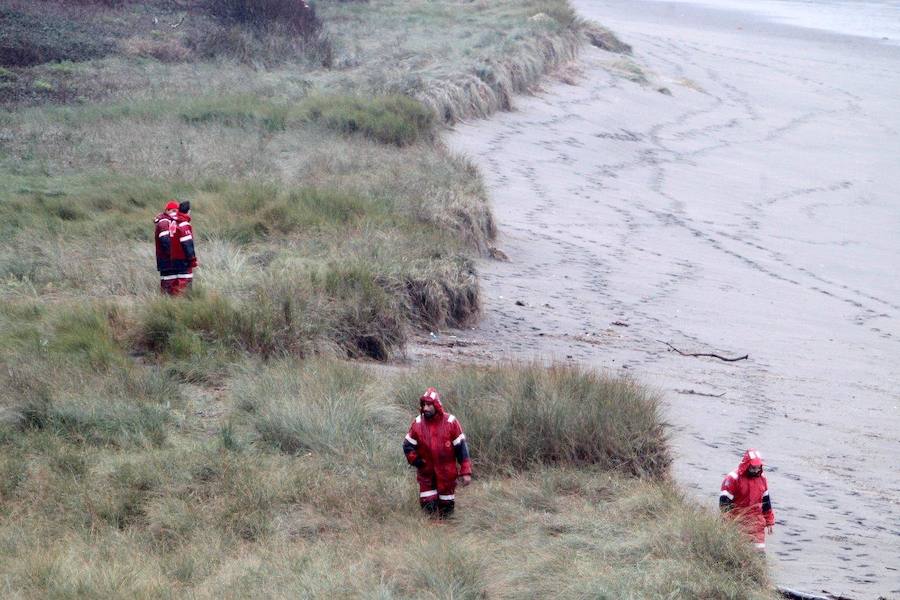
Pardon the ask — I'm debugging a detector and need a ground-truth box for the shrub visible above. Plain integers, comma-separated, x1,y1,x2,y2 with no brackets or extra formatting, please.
0,8,115,67
206,0,321,37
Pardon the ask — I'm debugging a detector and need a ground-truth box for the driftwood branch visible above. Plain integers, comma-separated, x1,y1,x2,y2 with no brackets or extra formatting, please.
675,388,725,398
777,587,857,600
659,341,748,362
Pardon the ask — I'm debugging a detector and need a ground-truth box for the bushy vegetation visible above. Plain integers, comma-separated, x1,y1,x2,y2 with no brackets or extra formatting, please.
207,0,321,36
0,7,115,68
390,364,670,477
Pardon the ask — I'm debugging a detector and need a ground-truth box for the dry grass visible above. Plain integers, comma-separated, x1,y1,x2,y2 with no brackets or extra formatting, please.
0,359,775,598
0,1,777,597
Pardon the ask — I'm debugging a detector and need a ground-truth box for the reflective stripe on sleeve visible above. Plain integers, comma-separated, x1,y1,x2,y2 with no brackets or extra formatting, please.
158,231,170,238
179,235,193,242
452,433,466,446
719,490,734,500
405,435,417,446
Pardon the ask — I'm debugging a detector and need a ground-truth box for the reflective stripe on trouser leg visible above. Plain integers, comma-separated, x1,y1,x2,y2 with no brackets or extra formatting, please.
171,270,193,296
436,478,457,518
417,471,439,505
160,277,178,295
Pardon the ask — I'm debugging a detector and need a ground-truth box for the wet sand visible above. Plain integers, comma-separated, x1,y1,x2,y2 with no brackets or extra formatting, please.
434,0,900,596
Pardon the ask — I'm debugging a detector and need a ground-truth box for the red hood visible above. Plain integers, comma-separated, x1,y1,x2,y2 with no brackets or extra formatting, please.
177,212,191,223
737,448,764,476
419,387,445,417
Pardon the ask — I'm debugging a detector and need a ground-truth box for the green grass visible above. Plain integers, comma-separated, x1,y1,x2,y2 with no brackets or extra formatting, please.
0,1,775,597
0,6,116,68
389,363,670,477
302,94,435,146
0,359,775,598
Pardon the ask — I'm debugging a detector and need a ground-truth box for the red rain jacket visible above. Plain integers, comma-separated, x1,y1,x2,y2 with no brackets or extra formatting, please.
720,448,775,546
403,388,472,486
154,210,196,273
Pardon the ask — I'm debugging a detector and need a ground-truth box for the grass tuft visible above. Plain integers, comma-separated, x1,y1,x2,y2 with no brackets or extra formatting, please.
301,94,435,146
390,363,671,477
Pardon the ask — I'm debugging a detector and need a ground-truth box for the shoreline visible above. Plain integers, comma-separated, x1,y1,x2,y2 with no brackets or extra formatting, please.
438,0,900,596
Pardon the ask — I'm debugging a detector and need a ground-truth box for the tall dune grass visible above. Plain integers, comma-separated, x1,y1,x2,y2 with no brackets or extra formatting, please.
388,363,671,477
0,359,774,598
0,1,775,597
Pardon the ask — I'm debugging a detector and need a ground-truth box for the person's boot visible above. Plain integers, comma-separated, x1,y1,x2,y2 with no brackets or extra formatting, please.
421,500,438,516
437,500,455,519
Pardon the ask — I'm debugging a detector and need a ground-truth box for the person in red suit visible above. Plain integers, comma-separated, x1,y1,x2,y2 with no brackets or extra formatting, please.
403,387,472,518
153,200,197,296
720,448,776,550
173,201,197,295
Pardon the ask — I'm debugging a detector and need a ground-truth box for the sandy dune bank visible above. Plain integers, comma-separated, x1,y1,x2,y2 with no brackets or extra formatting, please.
437,1,900,596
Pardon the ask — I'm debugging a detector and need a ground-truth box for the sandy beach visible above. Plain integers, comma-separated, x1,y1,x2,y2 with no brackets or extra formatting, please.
435,0,900,596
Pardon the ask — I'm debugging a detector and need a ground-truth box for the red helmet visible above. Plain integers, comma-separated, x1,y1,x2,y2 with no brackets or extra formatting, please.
164,200,179,212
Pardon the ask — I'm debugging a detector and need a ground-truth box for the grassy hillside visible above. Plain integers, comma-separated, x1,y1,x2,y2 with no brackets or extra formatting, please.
0,360,772,598
0,1,776,597
0,0,588,359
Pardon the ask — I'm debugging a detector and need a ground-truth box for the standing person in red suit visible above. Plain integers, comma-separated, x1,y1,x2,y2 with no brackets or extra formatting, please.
153,200,197,296
403,387,472,518
720,448,776,550
173,201,197,295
